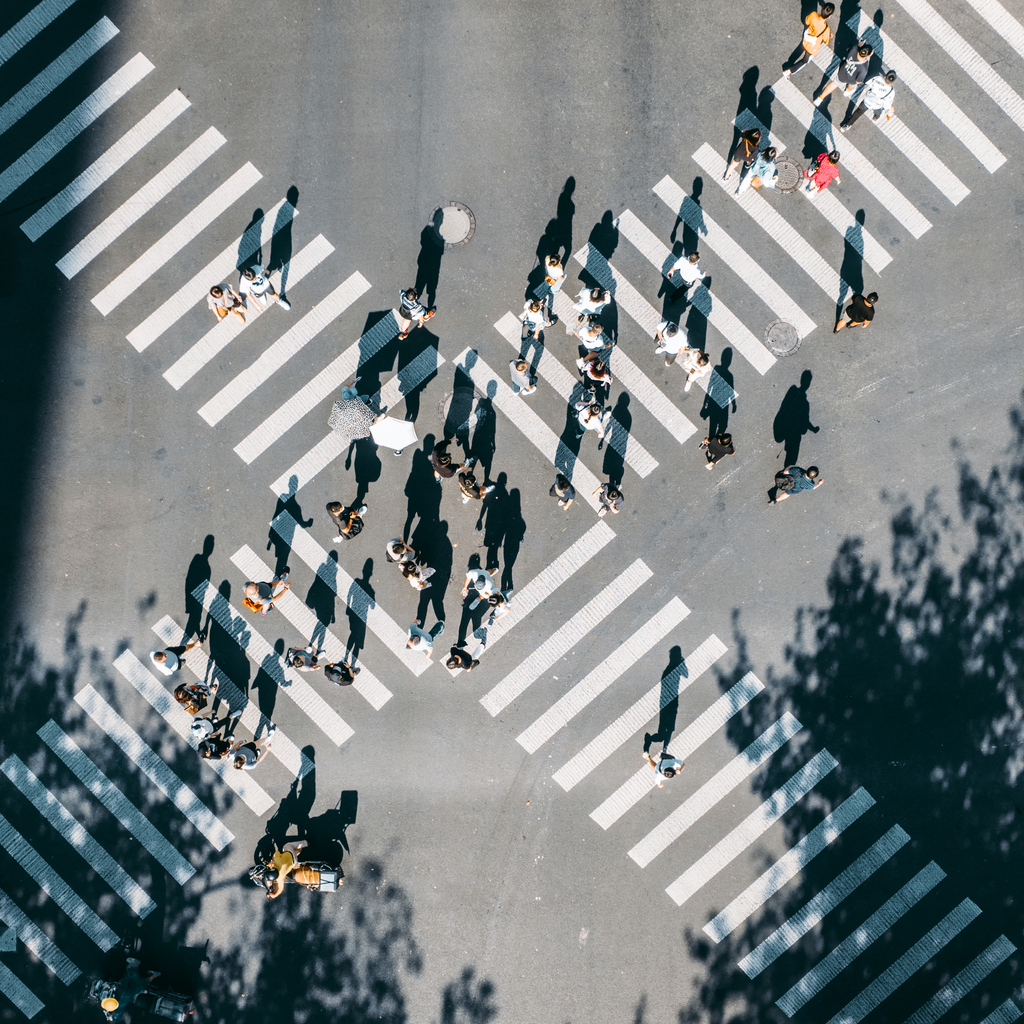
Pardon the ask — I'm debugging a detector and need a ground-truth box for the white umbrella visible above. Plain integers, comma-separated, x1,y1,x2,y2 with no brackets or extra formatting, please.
370,416,418,453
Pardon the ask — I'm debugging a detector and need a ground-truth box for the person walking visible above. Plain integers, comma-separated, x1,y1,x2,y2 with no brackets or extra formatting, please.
509,358,538,396
207,283,246,323
190,709,238,745
173,678,218,716
385,538,417,564
231,726,276,770
700,432,735,470
576,353,612,393
783,3,835,77
643,749,685,787
401,561,435,590
737,146,779,194
431,439,459,481
576,315,607,352
723,128,762,182
462,567,497,603
550,474,575,511
840,70,897,131
654,320,688,366
834,291,877,332
326,501,367,542
485,591,511,625
574,397,611,445
667,252,706,298
243,573,290,615
149,638,201,676
542,254,566,299
770,465,824,504
406,620,445,659
239,264,290,311
446,645,480,672
521,298,554,341
814,42,873,105
397,287,435,339
324,659,360,686
679,347,712,392
198,733,233,760
457,460,494,504
803,150,842,193
285,644,323,671
573,286,611,318
593,483,623,518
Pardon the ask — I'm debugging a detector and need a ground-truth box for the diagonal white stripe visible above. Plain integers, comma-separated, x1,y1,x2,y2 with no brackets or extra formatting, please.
979,999,1023,1024
0,0,79,66
0,887,79,984
0,960,43,1018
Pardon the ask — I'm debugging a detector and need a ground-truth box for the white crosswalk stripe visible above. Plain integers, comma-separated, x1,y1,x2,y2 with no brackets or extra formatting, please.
38,721,195,884
75,686,234,850
112,650,274,815
569,247,737,411
269,343,445,497
0,962,43,1019
615,209,777,374
93,161,262,315
482,559,654,716
151,615,314,778
494,313,658,478
271,509,431,677
0,755,155,918
653,174,819,334
200,272,370,427
229,546,393,710
592,673,764,830
739,824,911,978
628,712,803,869
0,813,118,950
893,0,1024,134
824,898,981,1024
980,999,1023,1024
0,52,154,205
666,749,838,906
964,0,1024,63
453,348,604,508
776,860,946,1017
705,786,876,942
127,197,296,351
21,90,191,241
517,597,690,753
0,888,79,984
0,17,118,137
0,0,79,66
772,78,932,238
192,578,356,743
553,634,727,791
851,11,1005,173
164,235,335,389
58,127,226,278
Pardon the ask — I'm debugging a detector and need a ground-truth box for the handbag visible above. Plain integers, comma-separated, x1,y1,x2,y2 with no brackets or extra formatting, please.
751,175,762,189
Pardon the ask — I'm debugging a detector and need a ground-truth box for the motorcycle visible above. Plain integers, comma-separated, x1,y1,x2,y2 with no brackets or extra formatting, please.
249,859,343,894
89,959,195,1022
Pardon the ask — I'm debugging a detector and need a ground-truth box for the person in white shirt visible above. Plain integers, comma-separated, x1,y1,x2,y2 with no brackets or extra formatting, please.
643,749,685,787
397,287,435,339
385,538,417,564
542,254,566,297
231,726,276,771
573,286,611,318
521,299,553,341
149,638,201,676
462,567,496,602
679,348,711,391
401,562,435,590
737,146,779,194
574,398,611,443
406,620,445,659
285,644,323,671
576,316,607,352
840,70,897,132
667,251,706,302
509,358,538,396
207,283,246,323
654,320,689,366
239,264,290,311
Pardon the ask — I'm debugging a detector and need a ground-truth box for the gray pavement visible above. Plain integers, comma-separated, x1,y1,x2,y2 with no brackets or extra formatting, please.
1,0,1024,1021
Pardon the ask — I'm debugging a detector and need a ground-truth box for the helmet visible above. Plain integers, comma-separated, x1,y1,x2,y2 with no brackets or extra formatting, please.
101,997,120,1011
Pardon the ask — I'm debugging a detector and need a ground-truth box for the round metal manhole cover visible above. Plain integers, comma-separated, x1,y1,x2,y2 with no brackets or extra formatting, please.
764,319,801,356
430,202,476,250
775,157,802,194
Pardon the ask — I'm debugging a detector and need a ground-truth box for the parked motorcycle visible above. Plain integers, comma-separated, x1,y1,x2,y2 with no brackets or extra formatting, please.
89,957,195,1021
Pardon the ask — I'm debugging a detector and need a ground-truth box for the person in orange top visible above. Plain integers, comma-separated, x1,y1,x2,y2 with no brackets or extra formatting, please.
783,3,835,78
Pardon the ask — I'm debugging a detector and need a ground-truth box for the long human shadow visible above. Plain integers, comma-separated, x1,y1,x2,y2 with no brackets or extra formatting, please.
237,206,264,270
469,385,497,483
773,369,819,466
603,394,629,489
404,432,442,542
588,209,619,261
345,559,374,665
355,309,401,396
501,488,525,593
415,219,444,310
261,747,318,852
413,517,452,626
305,564,337,651
185,534,214,639
644,646,686,752
477,472,509,571
702,348,735,439
268,184,299,298
669,176,707,266
535,175,576,266
267,492,313,578
348,437,381,506
837,209,866,323
396,328,441,425
726,67,760,166
207,579,252,699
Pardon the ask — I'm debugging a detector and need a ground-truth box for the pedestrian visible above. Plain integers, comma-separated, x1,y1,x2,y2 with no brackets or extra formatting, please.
173,678,218,716
574,397,611,444
770,465,824,504
397,287,435,340
285,644,323,671
783,3,835,77
576,352,612,392
231,726,277,770
324,659,361,686
406,620,445,659
401,561,435,590
446,645,480,671
840,70,897,131
326,501,366,542
509,358,538,396
239,264,290,311
700,432,735,470
576,315,606,351
679,348,711,392
737,146,778,194
485,591,511,625
243,572,290,615
542,254,566,298
149,637,201,676
593,483,623,518
834,291,877,332
198,733,233,760
803,150,842,193
431,438,459,480
814,41,873,105
458,461,494,504
207,283,246,323
723,128,762,182
521,298,554,341
654,320,688,366
462,567,497,602
667,252,706,300
643,749,685,788
573,286,611,318
550,474,575,511
385,538,417,564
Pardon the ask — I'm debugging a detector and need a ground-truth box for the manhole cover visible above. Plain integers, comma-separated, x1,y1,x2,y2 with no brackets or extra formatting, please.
764,319,801,356
430,202,476,250
775,157,802,194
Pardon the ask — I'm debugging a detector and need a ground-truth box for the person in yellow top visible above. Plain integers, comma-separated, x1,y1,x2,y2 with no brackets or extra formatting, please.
783,3,835,78
265,839,308,899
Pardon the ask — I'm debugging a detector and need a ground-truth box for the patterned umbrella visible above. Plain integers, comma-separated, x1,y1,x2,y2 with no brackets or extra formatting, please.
327,398,375,447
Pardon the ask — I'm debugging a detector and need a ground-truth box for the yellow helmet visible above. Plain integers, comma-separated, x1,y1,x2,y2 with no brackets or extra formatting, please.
101,996,120,1011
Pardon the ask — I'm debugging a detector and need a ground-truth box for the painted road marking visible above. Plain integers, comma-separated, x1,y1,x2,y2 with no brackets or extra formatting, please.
0,888,79,984
0,962,43,1018
0,0,79,66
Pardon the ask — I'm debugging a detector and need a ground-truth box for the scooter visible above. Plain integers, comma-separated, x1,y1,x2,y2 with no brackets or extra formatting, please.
89,959,195,1021
249,859,343,893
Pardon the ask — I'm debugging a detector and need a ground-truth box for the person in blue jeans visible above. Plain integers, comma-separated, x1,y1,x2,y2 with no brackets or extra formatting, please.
770,465,823,504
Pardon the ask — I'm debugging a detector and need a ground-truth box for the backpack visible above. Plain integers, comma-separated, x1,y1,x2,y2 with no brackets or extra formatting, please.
775,471,797,493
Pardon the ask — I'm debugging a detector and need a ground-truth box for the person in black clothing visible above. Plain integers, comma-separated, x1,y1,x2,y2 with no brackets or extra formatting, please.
723,128,761,182
199,735,233,760
446,645,480,672
814,42,873,105
549,474,575,511
324,659,360,686
700,432,736,470
431,439,458,480
326,501,366,542
835,292,877,332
